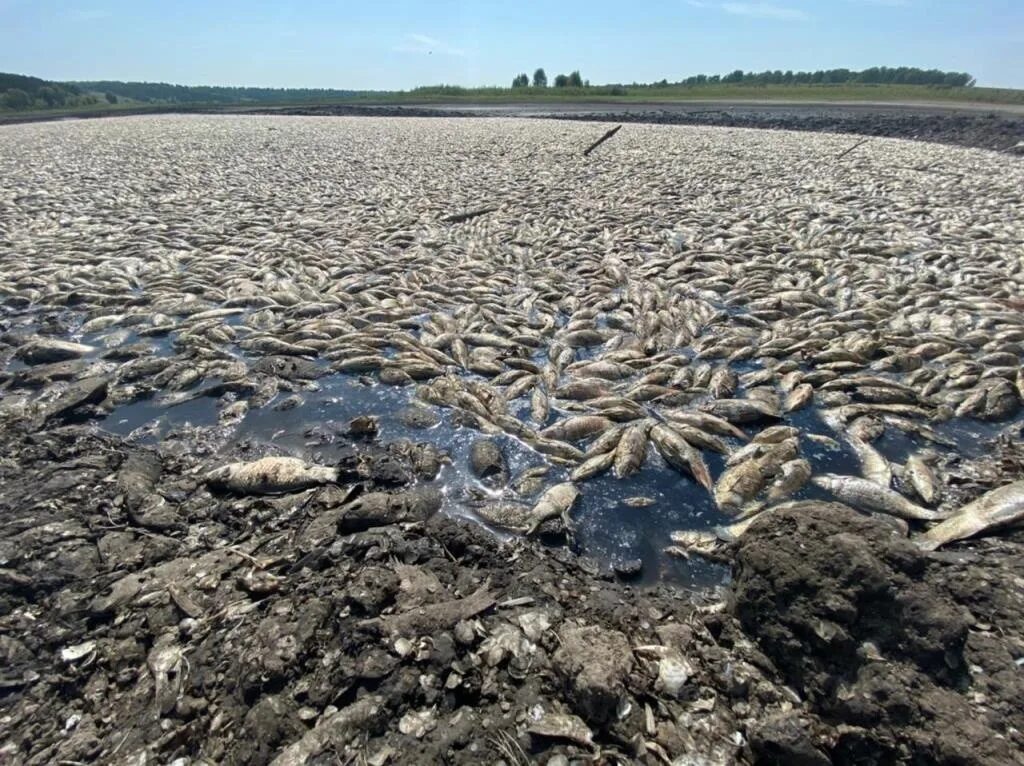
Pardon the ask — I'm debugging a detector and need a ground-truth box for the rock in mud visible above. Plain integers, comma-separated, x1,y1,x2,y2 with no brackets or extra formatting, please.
469,437,507,487
552,623,633,724
251,355,322,381
348,415,379,439
35,375,109,426
747,714,830,766
396,405,441,429
336,444,413,487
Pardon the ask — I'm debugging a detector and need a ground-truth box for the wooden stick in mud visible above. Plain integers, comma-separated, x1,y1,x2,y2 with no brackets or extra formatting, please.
835,137,870,160
441,206,498,224
583,125,622,157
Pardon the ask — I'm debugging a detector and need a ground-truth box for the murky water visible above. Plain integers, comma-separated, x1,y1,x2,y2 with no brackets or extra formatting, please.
93,354,1018,588
3,299,1022,588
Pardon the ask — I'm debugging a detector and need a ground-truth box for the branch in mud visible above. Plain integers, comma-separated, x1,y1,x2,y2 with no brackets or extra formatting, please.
441,206,497,224
835,137,870,160
583,125,622,157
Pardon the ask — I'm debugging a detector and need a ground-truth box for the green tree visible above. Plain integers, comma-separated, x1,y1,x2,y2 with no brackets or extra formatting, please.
567,70,583,87
553,74,569,87
511,73,529,88
105,92,118,104
532,68,547,88
2,88,30,109
38,85,64,107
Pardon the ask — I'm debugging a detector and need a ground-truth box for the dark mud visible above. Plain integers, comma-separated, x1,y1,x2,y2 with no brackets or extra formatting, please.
245,101,1024,154
1,413,1023,765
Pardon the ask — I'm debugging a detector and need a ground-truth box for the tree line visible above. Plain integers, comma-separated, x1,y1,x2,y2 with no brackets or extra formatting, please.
511,69,587,88
508,66,975,91
69,81,370,104
0,72,103,110
673,66,974,88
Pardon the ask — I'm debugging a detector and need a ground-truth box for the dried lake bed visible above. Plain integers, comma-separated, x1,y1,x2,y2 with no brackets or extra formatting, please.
2,115,1024,764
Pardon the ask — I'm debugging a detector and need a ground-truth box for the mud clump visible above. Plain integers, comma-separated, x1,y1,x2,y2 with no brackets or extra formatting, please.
552,623,632,724
733,505,1024,764
2,416,1023,765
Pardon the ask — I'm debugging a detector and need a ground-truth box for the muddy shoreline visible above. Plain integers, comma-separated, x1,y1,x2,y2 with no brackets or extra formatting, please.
3,100,1023,154
1,418,1023,764
240,101,1024,154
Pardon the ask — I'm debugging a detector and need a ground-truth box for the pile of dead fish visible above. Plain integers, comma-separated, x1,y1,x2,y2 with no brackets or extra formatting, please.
1,114,1024,566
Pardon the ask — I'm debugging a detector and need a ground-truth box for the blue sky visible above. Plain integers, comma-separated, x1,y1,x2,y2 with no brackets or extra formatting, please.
2,0,1022,89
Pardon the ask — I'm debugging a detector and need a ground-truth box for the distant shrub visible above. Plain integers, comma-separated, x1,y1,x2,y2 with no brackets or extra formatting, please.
2,88,30,109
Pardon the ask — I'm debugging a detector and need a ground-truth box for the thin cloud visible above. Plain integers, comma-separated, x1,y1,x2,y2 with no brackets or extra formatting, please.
394,33,466,57
720,2,809,20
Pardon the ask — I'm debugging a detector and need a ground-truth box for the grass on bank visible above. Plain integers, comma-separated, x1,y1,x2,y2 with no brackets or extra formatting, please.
393,82,1024,105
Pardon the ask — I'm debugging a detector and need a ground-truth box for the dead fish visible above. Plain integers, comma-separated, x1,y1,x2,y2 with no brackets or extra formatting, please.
530,385,550,424
766,458,812,501
527,712,594,749
709,367,738,398
340,487,442,531
80,313,126,333
811,474,942,521
667,423,730,454
752,425,800,444
612,422,650,478
510,465,549,496
848,416,885,442
206,457,337,494
553,379,609,401
218,399,248,427
881,415,956,448
526,482,580,535
475,501,533,531
848,434,893,488
917,480,1024,550
666,530,727,561
650,423,713,490
583,424,625,457
16,338,95,364
570,450,616,481
663,410,748,440
784,383,814,413
528,436,585,463
714,459,768,512
541,415,612,443
700,398,780,424
904,454,939,505
34,375,109,426
240,337,318,357
623,496,656,507
806,433,842,451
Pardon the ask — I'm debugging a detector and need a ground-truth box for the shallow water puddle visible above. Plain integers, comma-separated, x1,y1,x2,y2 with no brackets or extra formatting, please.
4,313,1021,588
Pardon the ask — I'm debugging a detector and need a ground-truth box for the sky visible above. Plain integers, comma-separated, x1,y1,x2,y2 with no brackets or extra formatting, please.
2,0,1022,89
